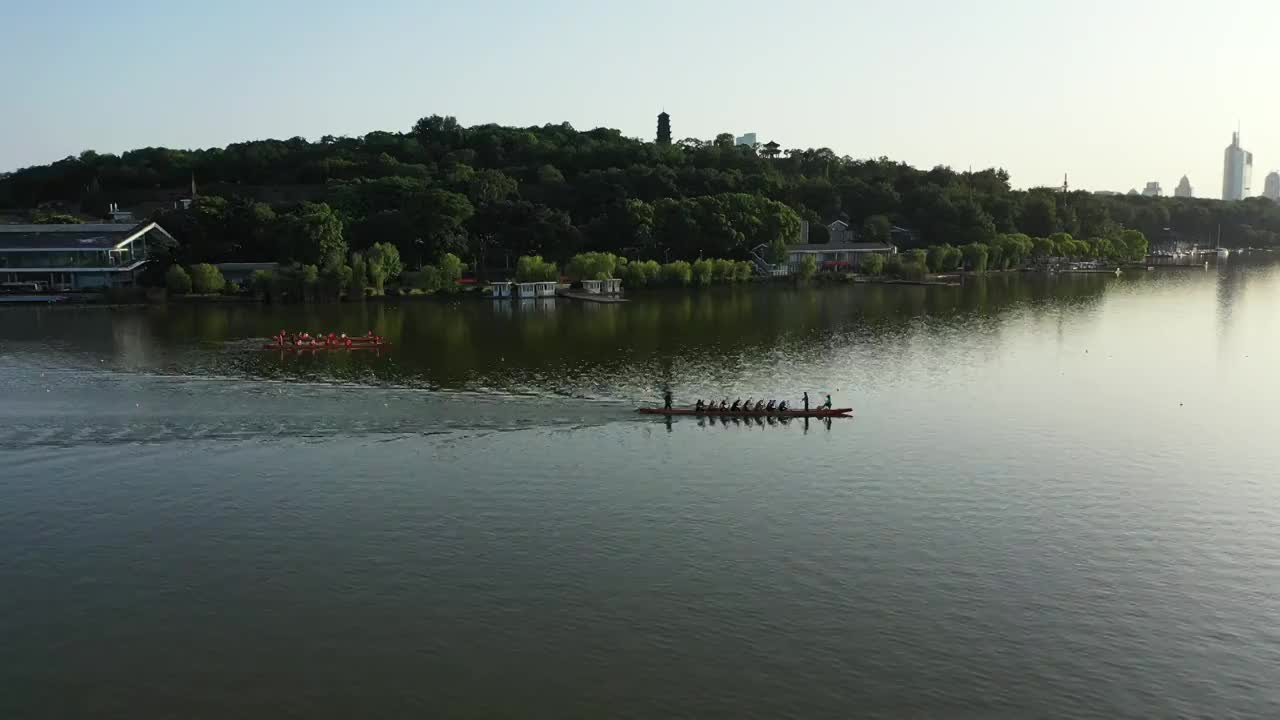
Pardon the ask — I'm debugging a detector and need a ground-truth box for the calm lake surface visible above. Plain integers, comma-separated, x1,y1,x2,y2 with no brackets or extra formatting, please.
3,263,1280,719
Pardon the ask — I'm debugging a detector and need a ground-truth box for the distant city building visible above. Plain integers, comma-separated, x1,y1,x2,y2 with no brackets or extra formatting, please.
1142,181,1163,197
1222,130,1253,200
656,112,671,145
735,133,757,147
1093,190,1120,196
1126,189,1139,196
1174,175,1193,198
1264,171,1280,201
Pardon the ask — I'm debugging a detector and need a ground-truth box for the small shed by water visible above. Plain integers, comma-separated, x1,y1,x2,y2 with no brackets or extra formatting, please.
581,278,623,295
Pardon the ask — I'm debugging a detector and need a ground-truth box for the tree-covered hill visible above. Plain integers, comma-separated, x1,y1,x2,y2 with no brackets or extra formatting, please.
3,115,1278,270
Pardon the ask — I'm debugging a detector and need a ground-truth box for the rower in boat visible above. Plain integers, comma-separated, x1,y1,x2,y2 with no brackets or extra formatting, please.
778,401,789,412
766,400,776,412
730,398,741,412
822,394,832,410
719,399,729,411
695,399,705,413
754,399,766,412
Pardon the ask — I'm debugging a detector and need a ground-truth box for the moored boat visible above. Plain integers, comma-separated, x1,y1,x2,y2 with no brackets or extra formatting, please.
636,407,852,418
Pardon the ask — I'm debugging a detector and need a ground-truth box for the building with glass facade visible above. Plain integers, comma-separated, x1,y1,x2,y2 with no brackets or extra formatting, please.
0,222,174,290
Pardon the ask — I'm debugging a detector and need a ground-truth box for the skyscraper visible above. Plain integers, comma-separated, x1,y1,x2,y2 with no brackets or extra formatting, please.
1264,172,1280,201
1142,181,1163,197
1222,131,1253,200
1174,175,1193,198
656,112,671,145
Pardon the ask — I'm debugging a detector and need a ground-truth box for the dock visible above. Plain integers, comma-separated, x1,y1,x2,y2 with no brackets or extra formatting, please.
556,289,629,303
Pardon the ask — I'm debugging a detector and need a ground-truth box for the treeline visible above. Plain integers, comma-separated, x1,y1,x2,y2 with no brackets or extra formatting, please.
558,251,759,288
3,114,1278,274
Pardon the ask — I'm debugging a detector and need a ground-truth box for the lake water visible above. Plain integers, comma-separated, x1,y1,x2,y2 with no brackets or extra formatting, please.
3,264,1280,718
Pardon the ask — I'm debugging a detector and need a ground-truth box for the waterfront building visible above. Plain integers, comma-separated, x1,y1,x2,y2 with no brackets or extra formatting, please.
1142,181,1163,197
787,242,896,272
1174,176,1193,198
0,222,174,290
1222,131,1253,200
1264,171,1280,201
215,262,279,286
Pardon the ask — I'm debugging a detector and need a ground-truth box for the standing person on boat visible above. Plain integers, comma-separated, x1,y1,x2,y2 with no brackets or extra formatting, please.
663,390,673,410
822,394,833,410
803,392,809,412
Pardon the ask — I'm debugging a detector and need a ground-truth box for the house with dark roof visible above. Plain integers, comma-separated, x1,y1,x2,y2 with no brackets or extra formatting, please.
0,222,175,290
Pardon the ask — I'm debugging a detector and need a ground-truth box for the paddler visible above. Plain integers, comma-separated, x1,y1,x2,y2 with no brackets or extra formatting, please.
822,394,832,410
730,398,741,412
695,399,705,413
803,392,809,411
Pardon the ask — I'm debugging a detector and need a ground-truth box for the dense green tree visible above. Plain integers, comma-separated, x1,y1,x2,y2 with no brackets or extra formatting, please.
862,214,892,244
365,242,403,293
348,252,368,297
691,258,714,286
438,252,464,289
515,255,559,282
660,260,692,286
165,264,192,294
281,202,346,265
188,263,226,294
1020,194,1058,237
961,243,989,272
1117,229,1148,261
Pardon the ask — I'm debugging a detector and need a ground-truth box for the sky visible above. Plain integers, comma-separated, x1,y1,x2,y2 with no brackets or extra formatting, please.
2,0,1278,194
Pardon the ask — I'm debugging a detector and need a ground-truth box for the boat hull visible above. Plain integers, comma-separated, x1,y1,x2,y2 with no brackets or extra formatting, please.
261,344,388,351
636,407,852,418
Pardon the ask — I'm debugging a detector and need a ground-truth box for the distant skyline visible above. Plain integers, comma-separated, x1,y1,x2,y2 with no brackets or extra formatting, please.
4,0,1280,195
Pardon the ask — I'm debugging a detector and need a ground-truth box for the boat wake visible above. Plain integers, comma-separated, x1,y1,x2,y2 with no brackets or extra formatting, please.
0,362,634,450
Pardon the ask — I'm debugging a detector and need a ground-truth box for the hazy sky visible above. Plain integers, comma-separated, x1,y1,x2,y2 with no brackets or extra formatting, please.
2,0,1276,194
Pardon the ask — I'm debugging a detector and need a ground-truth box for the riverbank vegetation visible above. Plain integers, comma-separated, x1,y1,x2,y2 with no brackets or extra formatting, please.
1,113,1226,300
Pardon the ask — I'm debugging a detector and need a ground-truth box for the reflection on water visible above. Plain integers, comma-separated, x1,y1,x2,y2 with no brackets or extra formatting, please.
2,274,1125,395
